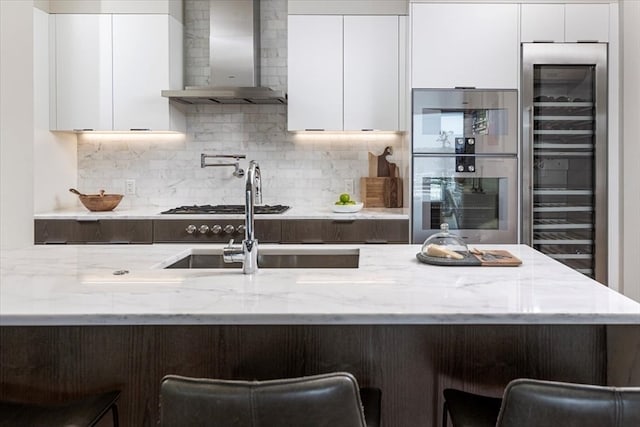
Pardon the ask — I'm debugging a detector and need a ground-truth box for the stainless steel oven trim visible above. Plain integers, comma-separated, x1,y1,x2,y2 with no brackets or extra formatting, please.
411,155,518,244
521,43,607,284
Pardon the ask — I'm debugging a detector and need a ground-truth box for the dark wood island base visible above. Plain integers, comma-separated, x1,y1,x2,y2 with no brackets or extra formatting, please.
0,325,614,427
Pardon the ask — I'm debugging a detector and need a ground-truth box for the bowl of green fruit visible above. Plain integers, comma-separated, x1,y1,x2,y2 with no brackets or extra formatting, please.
332,193,364,213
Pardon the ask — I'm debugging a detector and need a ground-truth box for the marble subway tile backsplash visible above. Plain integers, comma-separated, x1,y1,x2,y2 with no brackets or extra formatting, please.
78,115,403,208
77,0,404,209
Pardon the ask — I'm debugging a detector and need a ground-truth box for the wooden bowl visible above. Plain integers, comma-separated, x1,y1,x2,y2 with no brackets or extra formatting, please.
70,189,123,212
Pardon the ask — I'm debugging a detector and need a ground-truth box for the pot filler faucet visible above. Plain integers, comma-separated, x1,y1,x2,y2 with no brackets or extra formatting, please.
223,160,262,274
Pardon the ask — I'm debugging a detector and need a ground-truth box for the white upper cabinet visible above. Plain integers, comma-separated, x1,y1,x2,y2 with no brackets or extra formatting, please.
343,16,399,131
52,14,113,131
565,3,609,42
411,3,518,89
521,4,565,43
288,14,402,131
521,3,609,43
288,15,343,131
112,15,183,131
51,13,184,132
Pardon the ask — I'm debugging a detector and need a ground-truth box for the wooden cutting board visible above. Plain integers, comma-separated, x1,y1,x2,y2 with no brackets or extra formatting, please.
361,177,403,208
472,250,522,266
416,250,521,267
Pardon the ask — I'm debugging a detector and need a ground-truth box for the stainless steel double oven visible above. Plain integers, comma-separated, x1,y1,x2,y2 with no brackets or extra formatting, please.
411,89,519,244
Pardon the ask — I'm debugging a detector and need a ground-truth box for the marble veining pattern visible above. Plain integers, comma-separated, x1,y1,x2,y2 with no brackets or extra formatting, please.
1,245,639,326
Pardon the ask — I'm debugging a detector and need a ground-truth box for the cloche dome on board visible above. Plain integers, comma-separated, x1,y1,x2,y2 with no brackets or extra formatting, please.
420,223,469,259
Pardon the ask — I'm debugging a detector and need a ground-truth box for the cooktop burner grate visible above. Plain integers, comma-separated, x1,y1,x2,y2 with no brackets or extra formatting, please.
161,204,290,214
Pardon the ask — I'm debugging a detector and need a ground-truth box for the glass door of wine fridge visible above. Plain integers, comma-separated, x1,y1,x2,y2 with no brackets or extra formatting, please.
522,44,607,283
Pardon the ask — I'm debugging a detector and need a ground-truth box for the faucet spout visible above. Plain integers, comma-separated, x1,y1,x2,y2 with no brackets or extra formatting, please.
244,160,261,242
223,160,261,274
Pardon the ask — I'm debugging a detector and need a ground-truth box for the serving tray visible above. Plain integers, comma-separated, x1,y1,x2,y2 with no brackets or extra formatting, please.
416,250,522,267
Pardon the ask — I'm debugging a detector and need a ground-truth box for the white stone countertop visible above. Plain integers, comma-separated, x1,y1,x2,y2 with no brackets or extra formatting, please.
1,244,639,326
34,206,410,220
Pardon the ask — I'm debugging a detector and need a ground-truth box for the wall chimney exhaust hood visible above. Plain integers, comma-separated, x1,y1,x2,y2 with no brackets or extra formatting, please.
162,0,286,105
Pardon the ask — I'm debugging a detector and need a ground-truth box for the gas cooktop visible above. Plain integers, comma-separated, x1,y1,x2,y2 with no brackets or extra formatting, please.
160,204,290,215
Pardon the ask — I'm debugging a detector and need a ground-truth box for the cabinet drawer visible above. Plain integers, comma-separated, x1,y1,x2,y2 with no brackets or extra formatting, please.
153,220,281,243
34,220,153,244
281,219,409,244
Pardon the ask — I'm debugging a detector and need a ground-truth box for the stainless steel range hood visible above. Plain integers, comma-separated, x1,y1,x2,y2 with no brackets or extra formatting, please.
162,0,286,105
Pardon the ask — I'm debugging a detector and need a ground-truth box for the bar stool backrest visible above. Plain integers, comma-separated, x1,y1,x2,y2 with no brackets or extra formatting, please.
497,379,640,427
159,372,368,427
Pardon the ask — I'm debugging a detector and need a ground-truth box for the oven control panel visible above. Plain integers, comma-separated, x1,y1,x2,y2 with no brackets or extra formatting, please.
455,137,476,173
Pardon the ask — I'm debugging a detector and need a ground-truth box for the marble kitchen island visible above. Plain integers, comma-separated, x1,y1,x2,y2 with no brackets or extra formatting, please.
1,244,639,426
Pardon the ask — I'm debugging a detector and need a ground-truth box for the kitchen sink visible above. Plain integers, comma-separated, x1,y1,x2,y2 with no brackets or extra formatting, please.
163,248,360,269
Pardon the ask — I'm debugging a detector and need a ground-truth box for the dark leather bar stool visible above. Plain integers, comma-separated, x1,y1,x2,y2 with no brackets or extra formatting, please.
442,378,640,427
159,372,381,427
0,390,120,427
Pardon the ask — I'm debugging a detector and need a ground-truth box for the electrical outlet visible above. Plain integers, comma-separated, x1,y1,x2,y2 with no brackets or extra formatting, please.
125,179,136,195
344,179,354,195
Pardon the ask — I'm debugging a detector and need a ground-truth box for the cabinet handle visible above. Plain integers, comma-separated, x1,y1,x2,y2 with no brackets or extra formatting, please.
365,240,388,244
108,240,131,244
304,129,325,131
332,220,355,224
76,219,100,223
300,239,324,244
43,240,68,244
130,128,151,131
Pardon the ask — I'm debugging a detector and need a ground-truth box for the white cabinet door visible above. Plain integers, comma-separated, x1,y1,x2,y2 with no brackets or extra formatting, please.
411,3,519,89
113,15,170,131
565,3,609,42
344,16,399,131
53,14,112,131
52,14,183,132
521,3,609,43
288,15,343,131
521,4,565,43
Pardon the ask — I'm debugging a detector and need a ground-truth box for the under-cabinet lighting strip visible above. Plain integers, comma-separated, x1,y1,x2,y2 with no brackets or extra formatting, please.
291,132,403,144
78,133,186,143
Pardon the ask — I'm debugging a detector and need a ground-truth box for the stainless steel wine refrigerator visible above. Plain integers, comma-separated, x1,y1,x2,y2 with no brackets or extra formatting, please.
522,44,608,284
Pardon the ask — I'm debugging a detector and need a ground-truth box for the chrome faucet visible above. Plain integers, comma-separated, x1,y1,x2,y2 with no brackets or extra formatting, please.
223,160,262,273
200,153,246,178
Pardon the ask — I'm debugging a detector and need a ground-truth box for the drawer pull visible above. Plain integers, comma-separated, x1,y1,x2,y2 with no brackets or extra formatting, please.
43,240,68,245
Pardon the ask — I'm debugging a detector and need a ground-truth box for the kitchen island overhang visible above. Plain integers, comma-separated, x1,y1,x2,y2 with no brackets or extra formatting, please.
1,244,638,326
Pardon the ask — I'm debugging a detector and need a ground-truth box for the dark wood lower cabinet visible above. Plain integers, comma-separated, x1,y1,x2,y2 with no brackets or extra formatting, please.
34,219,409,244
0,325,606,427
281,219,409,243
34,220,153,244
